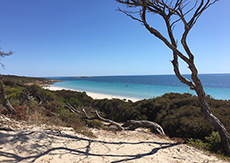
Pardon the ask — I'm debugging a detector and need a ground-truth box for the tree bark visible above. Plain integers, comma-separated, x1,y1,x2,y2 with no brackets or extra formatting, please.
118,0,230,154
193,77,230,155
122,120,165,135
0,74,14,112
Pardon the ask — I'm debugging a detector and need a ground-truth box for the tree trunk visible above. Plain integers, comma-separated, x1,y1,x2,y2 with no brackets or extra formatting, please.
0,74,14,112
193,76,230,155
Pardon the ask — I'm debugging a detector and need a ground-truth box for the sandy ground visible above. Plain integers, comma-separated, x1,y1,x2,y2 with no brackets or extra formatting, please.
0,115,229,163
46,85,140,102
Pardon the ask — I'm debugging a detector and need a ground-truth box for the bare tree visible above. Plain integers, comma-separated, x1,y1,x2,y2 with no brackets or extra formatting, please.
116,0,230,155
0,48,14,112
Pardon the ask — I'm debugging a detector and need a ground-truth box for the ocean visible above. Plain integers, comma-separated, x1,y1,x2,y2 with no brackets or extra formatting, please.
49,74,230,100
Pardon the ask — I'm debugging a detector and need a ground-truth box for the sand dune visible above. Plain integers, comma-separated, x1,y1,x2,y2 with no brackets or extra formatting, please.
0,115,228,163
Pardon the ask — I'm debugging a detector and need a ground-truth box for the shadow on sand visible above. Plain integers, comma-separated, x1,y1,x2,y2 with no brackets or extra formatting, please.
0,129,180,163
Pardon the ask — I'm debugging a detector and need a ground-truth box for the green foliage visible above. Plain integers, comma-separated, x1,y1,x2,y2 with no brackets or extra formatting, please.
5,86,25,99
205,131,223,153
92,99,138,122
53,90,93,107
156,104,213,139
2,75,230,156
86,119,103,129
3,80,22,87
92,92,230,142
188,131,224,154
187,138,207,149
2,75,53,85
58,107,80,125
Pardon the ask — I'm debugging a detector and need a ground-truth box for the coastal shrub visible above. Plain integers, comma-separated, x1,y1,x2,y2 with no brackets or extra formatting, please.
188,131,224,154
24,84,56,104
86,119,103,129
25,105,49,123
155,101,214,139
53,90,93,107
92,99,138,122
42,101,61,116
3,75,230,149
58,107,79,125
5,86,25,101
3,80,22,87
134,99,160,121
39,89,56,102
8,105,28,121
2,75,52,85
205,131,223,153
92,99,121,120
91,93,230,140
187,138,207,150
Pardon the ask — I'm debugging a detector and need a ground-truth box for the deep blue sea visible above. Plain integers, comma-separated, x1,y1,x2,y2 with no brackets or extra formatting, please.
49,74,230,100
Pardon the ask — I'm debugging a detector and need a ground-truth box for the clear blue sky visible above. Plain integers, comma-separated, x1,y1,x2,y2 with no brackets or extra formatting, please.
0,0,229,77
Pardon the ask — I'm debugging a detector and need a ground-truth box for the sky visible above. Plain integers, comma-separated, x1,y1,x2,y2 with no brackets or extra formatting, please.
0,0,229,77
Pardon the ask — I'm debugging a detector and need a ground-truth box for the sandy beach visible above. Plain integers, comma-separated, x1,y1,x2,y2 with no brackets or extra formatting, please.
0,115,228,163
46,85,140,102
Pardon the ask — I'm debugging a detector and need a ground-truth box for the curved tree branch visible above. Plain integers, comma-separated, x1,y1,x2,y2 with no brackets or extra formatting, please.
81,109,165,135
116,0,230,155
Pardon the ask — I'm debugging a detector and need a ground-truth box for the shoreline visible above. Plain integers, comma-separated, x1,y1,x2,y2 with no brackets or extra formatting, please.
46,85,141,102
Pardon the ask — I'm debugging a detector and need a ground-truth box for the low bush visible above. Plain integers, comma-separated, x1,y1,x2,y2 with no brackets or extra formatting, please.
2,76,230,156
8,105,28,121
187,131,225,155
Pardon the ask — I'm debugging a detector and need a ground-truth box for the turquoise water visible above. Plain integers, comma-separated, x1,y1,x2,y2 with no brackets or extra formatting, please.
51,74,230,100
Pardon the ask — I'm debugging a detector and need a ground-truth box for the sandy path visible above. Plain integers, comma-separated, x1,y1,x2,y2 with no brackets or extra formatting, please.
0,119,228,163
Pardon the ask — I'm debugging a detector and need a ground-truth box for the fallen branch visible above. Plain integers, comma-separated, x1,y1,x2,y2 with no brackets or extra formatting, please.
94,110,124,131
81,109,124,130
64,104,80,114
81,108,96,119
82,109,165,135
122,120,165,135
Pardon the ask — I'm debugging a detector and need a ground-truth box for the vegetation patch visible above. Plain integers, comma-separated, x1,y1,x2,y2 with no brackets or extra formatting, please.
1,75,230,157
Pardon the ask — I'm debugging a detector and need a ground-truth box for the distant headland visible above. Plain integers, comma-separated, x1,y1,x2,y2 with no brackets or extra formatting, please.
74,76,93,78
2,75,62,87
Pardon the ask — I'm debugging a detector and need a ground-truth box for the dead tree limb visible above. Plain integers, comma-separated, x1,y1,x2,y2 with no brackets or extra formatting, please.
82,109,165,135
82,109,124,130
65,107,165,135
64,103,80,114
94,110,124,131
122,120,165,135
